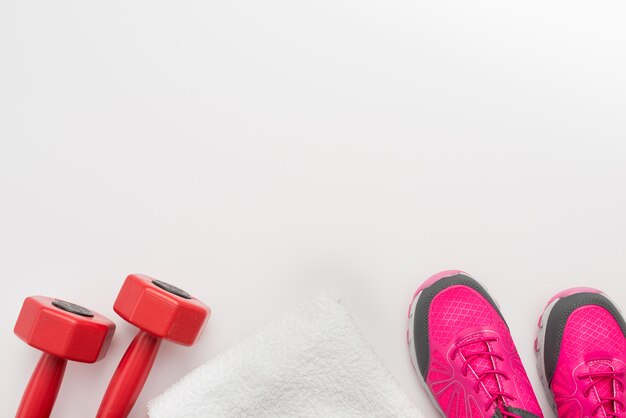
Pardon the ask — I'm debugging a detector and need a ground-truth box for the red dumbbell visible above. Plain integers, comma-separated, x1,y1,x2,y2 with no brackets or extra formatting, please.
96,274,210,418
14,296,115,418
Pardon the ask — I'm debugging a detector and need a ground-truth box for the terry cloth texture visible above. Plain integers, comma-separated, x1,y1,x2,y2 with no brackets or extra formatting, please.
148,292,423,418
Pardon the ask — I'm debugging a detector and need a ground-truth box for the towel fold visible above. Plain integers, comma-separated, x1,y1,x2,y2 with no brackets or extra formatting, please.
148,293,423,418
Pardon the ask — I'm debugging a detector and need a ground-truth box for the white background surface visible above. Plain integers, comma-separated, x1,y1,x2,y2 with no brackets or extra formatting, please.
1,1,626,417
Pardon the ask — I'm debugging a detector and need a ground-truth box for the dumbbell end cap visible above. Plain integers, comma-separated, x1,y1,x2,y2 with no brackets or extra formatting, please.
114,274,210,345
14,296,116,362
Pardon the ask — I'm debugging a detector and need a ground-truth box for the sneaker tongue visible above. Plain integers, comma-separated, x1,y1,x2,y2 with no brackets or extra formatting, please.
494,407,542,418
458,334,501,399
586,360,622,415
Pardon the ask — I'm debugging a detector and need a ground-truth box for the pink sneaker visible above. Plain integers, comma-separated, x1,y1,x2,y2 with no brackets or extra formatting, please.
408,270,543,418
536,288,626,417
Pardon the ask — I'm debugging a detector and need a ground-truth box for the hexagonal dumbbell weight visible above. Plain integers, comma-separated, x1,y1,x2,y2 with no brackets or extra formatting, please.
96,274,210,418
14,296,115,418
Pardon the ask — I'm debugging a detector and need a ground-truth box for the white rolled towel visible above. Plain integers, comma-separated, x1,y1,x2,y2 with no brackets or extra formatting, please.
147,292,423,418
